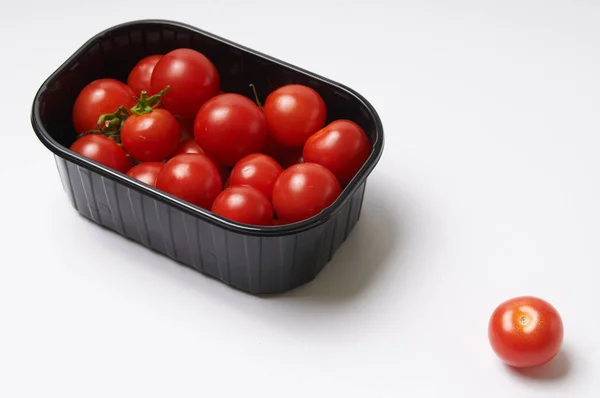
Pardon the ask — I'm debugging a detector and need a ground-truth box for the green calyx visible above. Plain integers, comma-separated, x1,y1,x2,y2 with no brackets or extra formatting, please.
130,86,170,116
76,85,170,144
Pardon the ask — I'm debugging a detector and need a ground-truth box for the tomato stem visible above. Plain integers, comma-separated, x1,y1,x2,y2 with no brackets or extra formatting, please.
249,84,262,109
130,86,170,116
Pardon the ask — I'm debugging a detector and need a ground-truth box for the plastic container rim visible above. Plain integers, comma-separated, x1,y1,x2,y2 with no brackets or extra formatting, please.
30,19,385,237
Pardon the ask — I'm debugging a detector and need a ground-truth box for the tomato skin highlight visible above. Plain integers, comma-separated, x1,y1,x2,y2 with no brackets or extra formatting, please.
151,48,220,119
70,134,132,173
72,79,136,135
303,119,371,185
272,163,341,223
211,186,273,226
156,153,222,209
126,162,164,187
127,54,163,97
121,108,181,162
488,296,564,368
229,154,283,201
263,84,327,148
194,93,267,167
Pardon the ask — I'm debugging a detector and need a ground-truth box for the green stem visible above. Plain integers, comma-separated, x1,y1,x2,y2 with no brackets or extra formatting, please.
249,84,262,109
130,86,170,116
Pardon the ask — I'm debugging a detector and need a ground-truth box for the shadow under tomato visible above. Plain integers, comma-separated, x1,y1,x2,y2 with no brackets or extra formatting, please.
506,350,572,382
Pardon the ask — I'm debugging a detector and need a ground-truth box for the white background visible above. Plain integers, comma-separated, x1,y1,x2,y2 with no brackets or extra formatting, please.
1,0,599,396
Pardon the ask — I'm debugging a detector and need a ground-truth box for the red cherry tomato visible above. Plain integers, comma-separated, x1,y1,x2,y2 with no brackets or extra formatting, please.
127,54,163,97
263,84,327,148
173,139,205,156
156,153,222,209
121,108,181,162
126,162,164,187
229,154,283,201
211,186,273,226
488,296,564,368
70,134,132,173
263,135,304,169
72,79,136,134
303,119,371,185
172,139,230,182
194,93,267,166
151,48,220,119
272,163,341,223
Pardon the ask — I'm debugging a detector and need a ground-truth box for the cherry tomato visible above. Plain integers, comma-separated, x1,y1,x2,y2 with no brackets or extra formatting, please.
194,93,267,166
72,79,136,134
263,135,304,169
488,296,564,368
211,186,273,226
126,162,164,187
303,119,371,185
272,163,341,223
151,48,220,119
70,134,132,173
263,84,327,148
172,139,205,157
156,153,222,209
229,154,283,201
121,108,181,162
172,139,230,182
127,54,163,97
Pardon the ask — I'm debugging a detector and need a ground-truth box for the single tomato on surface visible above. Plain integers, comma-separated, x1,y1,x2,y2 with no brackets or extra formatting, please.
126,162,164,187
303,119,371,185
488,296,564,368
263,84,327,148
156,153,222,209
72,78,136,134
127,54,163,97
272,163,341,223
121,89,181,162
151,48,220,119
229,154,283,201
70,134,132,173
194,93,267,166
211,186,273,226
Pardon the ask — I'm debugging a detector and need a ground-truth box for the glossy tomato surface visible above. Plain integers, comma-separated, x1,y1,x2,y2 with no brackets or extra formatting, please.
194,93,267,166
229,154,283,201
303,119,371,185
121,108,181,162
72,79,136,134
272,163,341,223
156,153,222,209
150,48,220,119
211,186,273,226
126,162,164,187
263,84,327,148
70,134,132,173
127,54,163,97
488,296,564,368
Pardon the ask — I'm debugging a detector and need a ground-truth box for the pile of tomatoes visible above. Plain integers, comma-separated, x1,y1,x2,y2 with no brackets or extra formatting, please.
70,48,372,226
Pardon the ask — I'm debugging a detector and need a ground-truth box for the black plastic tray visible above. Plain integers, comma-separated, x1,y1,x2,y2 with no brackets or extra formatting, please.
30,20,384,294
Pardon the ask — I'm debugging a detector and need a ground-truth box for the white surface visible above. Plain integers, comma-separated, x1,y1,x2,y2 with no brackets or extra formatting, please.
1,1,599,396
